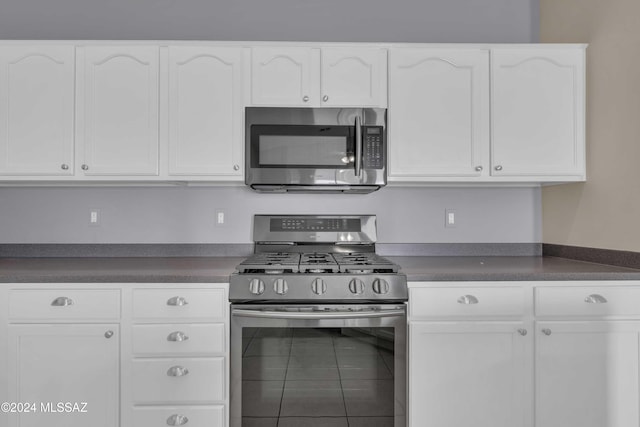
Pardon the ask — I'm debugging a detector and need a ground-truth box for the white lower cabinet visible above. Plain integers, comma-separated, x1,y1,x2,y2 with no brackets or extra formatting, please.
409,321,529,427
131,405,225,427
535,321,640,427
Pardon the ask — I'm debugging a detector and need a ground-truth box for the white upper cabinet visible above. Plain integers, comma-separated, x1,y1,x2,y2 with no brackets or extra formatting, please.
166,46,243,178
250,47,320,106
388,49,489,180
0,46,75,176
77,46,159,176
250,46,386,107
491,48,586,179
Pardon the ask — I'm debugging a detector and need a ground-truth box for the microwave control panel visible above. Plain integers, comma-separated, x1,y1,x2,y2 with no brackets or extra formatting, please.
363,126,384,169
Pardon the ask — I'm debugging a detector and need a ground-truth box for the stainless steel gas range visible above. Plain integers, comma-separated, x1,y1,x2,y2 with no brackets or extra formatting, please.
230,215,407,427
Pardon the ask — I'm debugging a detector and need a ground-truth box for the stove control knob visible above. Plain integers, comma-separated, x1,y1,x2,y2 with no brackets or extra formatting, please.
274,278,289,295
348,278,365,295
311,278,327,295
248,279,265,295
372,278,390,295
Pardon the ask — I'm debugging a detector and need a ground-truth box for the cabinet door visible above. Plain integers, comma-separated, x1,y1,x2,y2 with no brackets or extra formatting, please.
491,49,585,178
536,321,639,427
388,49,489,179
167,47,243,177
77,46,159,176
320,47,386,107
7,324,119,427
250,47,319,106
409,321,529,427
0,46,74,176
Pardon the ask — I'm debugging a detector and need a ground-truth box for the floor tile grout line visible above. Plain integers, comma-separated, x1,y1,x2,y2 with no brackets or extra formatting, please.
333,332,351,427
276,328,295,426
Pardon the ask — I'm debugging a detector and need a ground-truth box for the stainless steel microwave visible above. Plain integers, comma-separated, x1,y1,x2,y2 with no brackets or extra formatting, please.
245,107,387,193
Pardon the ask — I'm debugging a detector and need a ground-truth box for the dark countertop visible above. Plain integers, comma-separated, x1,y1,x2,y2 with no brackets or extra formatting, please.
1,256,640,283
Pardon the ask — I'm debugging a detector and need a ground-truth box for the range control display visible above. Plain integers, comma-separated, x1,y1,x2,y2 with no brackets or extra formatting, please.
271,218,361,232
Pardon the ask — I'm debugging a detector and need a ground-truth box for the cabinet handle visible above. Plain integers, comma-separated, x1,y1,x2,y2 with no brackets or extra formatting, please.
104,330,114,339
166,366,189,377
322,95,329,102
166,296,189,306
51,296,74,307
542,328,552,336
61,164,69,170
233,164,240,171
166,414,189,426
584,294,608,304
494,165,503,171
517,328,527,336
457,295,479,305
167,331,189,342
302,95,310,102
475,166,483,172
81,164,89,171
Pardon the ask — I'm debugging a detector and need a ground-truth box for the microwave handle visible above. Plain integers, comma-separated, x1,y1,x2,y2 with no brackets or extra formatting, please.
355,115,362,177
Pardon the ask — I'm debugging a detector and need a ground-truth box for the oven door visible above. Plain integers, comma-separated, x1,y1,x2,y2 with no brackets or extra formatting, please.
230,304,406,427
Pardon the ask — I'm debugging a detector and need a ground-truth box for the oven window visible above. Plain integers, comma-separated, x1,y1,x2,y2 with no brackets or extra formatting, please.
241,327,395,426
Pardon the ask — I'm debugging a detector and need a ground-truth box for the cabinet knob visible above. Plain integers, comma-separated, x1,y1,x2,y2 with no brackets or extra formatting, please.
166,296,189,307
542,328,552,336
322,95,329,102
475,166,483,172
167,366,189,377
166,414,189,426
81,164,89,171
457,295,479,305
584,294,608,304
517,328,527,336
167,331,189,342
494,165,503,171
61,164,69,170
302,95,310,102
233,164,240,171
51,296,74,307
104,330,114,339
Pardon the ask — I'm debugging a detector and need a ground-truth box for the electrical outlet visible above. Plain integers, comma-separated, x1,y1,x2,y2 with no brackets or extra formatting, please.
445,209,456,228
216,210,225,226
89,209,100,227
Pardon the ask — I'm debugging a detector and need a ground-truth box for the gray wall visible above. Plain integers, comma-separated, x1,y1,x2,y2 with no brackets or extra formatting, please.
0,0,540,245
0,0,539,42
0,187,541,244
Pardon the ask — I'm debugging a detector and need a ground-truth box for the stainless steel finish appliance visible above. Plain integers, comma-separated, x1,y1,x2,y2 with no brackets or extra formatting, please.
245,107,387,193
230,215,407,427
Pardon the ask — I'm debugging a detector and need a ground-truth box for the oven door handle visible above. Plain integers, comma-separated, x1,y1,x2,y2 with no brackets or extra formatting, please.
232,308,405,320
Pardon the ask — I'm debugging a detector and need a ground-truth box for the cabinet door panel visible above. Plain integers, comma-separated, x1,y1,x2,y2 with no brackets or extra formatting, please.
7,324,119,427
321,48,385,107
409,321,528,427
78,46,159,176
491,49,585,177
389,49,488,178
536,321,639,427
251,47,319,106
168,47,243,177
0,46,74,175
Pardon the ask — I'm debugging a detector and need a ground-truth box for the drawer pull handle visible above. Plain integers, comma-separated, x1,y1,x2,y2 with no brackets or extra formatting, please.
166,414,189,425
584,294,608,304
517,328,527,336
51,297,74,307
167,331,189,342
542,328,552,336
167,296,189,307
457,295,479,305
167,366,189,377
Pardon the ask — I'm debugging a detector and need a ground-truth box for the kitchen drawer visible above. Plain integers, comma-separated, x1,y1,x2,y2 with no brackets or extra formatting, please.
132,357,225,403
8,289,120,320
132,323,226,356
409,285,525,318
132,288,227,321
131,405,225,427
535,286,640,317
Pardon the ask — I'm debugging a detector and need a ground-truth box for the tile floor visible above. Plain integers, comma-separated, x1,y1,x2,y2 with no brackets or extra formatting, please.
242,327,395,427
